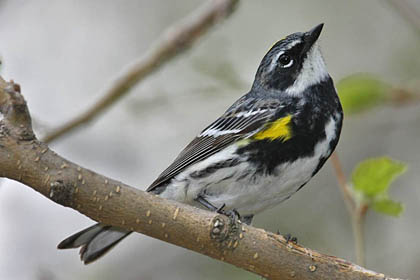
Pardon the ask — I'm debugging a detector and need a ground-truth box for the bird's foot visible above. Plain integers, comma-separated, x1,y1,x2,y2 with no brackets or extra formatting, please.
210,204,242,242
284,233,298,244
216,203,226,213
217,204,241,225
277,231,298,244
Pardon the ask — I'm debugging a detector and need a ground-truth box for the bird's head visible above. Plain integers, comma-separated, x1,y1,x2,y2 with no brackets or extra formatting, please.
253,24,329,96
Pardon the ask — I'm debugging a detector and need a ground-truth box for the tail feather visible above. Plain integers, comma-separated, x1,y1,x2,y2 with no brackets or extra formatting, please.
58,223,131,264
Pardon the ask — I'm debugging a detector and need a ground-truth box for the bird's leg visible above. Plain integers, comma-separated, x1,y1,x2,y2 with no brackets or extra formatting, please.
195,195,241,224
195,195,219,211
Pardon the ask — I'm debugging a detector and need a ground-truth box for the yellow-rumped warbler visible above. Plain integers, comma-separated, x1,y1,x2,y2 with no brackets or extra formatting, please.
58,23,343,264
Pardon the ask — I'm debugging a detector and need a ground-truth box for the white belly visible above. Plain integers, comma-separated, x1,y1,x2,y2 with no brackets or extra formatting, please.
159,116,338,216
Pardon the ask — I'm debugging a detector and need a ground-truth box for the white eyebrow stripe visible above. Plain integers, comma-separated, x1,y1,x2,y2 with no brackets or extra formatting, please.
267,39,301,73
268,51,284,73
285,39,302,50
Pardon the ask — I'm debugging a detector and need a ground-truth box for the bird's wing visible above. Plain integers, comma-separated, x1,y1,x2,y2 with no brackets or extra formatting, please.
147,98,283,192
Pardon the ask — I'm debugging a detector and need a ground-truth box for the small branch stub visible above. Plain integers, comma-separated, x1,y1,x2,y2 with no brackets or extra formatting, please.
0,79,35,141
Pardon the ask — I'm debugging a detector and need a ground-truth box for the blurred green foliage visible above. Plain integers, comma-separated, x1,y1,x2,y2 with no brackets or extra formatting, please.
372,198,403,217
351,157,407,217
337,73,391,115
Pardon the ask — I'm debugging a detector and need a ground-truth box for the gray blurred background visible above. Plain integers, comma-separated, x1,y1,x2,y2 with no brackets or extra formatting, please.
1,1,420,279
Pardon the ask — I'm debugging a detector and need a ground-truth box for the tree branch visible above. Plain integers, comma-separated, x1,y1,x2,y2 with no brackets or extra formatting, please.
42,0,239,144
0,76,403,279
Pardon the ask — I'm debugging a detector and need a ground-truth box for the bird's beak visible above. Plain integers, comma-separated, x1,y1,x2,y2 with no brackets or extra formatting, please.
302,23,324,54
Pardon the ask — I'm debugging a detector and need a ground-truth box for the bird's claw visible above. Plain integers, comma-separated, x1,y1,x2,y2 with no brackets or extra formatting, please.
284,233,298,244
217,205,241,225
277,231,298,244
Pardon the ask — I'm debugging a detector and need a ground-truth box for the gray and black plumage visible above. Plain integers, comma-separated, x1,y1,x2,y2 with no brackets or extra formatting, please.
58,23,343,264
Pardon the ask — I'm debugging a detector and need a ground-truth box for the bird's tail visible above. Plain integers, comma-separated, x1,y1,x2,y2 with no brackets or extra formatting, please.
57,223,131,264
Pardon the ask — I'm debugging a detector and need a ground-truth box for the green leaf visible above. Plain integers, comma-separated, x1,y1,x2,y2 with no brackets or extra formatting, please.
352,157,407,197
373,199,404,217
351,157,407,217
337,73,390,114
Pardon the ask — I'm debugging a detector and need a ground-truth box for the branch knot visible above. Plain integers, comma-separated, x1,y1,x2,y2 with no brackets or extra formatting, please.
0,80,35,141
210,215,242,251
49,180,74,207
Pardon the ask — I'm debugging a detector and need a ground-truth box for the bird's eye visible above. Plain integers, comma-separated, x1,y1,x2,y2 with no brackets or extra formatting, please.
278,54,293,68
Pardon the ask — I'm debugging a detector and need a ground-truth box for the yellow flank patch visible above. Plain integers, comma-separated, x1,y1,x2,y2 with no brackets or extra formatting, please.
254,115,293,141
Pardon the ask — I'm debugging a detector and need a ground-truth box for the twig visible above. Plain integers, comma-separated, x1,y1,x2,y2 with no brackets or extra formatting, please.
330,152,368,267
352,204,369,267
331,152,355,212
0,77,403,279
389,87,420,106
42,0,239,144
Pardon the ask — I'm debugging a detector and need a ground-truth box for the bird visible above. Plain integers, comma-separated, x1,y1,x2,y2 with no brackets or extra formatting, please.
58,23,343,264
